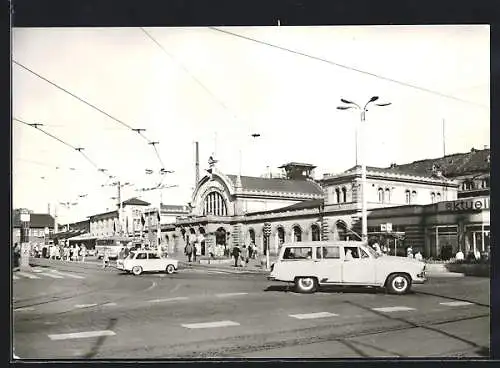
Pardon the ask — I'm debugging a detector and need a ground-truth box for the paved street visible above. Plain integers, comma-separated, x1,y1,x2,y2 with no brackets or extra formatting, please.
13,260,489,359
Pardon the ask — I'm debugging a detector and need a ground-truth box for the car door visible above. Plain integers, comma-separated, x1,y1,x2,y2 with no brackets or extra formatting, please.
134,252,148,270
341,246,376,284
147,252,162,271
315,245,342,284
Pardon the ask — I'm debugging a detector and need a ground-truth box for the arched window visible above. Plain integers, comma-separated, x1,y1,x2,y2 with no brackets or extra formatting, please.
405,190,411,204
342,187,347,203
311,224,321,241
378,188,384,203
436,193,441,202
203,192,228,216
293,226,302,242
411,190,417,203
384,188,390,203
248,228,256,244
430,192,436,203
277,227,285,246
335,188,341,203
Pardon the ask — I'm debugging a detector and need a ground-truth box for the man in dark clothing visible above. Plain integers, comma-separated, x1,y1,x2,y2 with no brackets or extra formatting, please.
232,245,241,267
185,243,193,263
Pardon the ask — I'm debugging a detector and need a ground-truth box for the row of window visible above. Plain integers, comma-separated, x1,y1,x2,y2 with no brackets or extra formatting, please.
331,187,348,203
461,178,489,191
282,246,368,260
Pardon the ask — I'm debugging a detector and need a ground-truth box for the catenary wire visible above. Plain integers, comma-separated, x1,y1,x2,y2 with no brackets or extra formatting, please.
209,27,488,109
13,60,168,172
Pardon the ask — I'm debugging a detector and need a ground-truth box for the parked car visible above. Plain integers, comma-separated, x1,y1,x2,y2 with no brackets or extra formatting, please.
117,250,178,276
268,241,427,294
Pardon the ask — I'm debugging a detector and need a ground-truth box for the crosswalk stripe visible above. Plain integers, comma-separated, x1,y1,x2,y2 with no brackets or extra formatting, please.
439,301,473,307
36,272,64,279
74,304,98,308
289,312,338,320
52,270,85,279
181,320,240,329
13,275,20,280
216,292,248,297
372,306,416,312
48,330,116,340
17,272,40,279
148,297,189,303
14,307,35,312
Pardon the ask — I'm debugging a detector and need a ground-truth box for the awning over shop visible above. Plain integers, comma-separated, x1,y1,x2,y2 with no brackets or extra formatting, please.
67,233,97,241
51,230,86,240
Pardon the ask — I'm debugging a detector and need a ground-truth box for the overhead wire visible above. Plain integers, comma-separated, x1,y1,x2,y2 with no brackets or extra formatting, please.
209,27,488,109
13,59,168,173
14,117,114,183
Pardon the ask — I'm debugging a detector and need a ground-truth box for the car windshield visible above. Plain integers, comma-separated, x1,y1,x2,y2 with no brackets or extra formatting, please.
127,251,136,259
363,245,380,259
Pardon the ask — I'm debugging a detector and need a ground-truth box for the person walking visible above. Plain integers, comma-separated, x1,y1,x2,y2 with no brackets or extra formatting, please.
232,245,241,267
193,242,198,262
74,244,80,262
102,248,110,269
248,242,254,260
241,245,249,267
80,244,87,263
185,242,193,263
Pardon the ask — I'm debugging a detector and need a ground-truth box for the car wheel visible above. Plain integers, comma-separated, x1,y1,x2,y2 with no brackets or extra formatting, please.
295,277,317,294
132,266,143,276
165,264,175,274
386,273,411,295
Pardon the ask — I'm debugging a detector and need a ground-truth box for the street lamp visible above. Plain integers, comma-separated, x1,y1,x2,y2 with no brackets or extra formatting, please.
337,96,391,242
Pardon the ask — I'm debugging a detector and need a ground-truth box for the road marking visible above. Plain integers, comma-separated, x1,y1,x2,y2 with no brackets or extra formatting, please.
17,272,41,279
372,306,416,312
52,270,85,279
148,297,189,303
74,304,98,308
289,312,339,320
13,275,20,280
145,281,157,292
216,292,249,297
102,302,117,307
48,330,116,341
37,272,64,279
440,301,473,307
14,307,35,312
31,268,44,273
181,320,240,329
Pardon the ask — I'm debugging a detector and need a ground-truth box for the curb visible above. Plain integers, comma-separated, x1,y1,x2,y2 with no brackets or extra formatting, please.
427,272,465,278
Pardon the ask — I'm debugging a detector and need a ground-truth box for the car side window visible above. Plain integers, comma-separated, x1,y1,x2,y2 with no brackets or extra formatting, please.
322,246,340,259
344,247,360,259
360,248,369,259
136,253,147,260
283,247,313,260
148,253,160,259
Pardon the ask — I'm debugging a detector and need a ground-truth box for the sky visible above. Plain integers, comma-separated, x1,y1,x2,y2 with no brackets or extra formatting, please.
12,25,490,224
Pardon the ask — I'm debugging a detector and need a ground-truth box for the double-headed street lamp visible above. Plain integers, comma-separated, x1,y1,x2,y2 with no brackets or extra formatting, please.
337,96,391,242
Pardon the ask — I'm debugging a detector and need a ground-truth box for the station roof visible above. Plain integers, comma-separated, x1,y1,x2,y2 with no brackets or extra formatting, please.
227,175,323,195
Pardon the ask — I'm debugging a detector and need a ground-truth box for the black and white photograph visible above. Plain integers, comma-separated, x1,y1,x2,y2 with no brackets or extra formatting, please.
12,24,490,359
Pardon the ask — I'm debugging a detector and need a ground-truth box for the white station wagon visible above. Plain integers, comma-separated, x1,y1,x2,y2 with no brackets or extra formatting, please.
117,250,179,276
268,241,427,294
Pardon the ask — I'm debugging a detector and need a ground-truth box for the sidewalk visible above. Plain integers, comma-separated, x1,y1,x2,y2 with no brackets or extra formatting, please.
176,253,278,274
28,256,120,272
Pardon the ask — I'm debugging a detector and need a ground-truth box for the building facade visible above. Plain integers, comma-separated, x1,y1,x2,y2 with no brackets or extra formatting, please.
163,148,489,260
12,209,55,245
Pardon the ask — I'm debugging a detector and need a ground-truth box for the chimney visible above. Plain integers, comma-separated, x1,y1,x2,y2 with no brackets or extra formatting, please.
195,141,200,187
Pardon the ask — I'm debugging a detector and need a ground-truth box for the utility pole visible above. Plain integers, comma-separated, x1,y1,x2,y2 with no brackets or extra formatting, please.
442,118,446,157
117,180,122,235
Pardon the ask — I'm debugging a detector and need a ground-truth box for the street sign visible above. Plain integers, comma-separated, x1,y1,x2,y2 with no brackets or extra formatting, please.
386,223,392,232
20,213,30,222
380,224,387,232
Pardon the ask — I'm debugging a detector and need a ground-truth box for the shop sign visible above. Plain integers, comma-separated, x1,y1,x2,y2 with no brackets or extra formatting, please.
442,197,490,212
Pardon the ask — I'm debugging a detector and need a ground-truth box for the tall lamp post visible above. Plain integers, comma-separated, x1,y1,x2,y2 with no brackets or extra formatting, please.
337,96,391,242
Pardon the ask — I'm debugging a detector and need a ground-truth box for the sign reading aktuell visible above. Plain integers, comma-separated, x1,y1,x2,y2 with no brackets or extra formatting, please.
441,197,490,212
